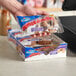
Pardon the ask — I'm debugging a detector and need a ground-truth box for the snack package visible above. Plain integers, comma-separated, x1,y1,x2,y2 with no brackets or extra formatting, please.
8,15,66,61
8,29,53,47
8,29,67,61
18,35,53,47
18,0,27,4
17,15,64,37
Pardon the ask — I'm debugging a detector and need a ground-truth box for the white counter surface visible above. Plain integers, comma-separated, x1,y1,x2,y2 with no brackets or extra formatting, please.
0,36,76,76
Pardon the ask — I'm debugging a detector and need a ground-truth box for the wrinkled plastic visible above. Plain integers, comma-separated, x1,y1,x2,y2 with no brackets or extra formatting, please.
17,15,64,36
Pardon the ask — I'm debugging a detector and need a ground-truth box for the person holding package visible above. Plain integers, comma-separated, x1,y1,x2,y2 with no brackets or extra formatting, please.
0,0,48,36
0,0,48,17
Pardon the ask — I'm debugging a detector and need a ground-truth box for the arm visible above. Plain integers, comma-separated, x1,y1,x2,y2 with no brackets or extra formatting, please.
0,0,48,16
0,0,23,15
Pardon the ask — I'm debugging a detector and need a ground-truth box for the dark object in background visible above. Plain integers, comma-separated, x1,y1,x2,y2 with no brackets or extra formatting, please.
56,16,76,53
53,0,56,4
62,0,76,11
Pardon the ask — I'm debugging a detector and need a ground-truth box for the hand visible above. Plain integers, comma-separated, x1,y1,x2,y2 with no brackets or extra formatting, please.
15,5,48,16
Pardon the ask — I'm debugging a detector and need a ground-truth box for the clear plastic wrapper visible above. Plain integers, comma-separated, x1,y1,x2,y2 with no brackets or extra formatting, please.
8,15,67,61
8,29,67,61
17,15,64,37
8,29,53,47
8,29,60,55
